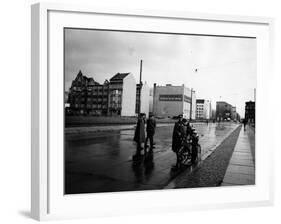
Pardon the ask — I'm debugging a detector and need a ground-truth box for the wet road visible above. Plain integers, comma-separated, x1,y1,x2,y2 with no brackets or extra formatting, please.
65,122,239,194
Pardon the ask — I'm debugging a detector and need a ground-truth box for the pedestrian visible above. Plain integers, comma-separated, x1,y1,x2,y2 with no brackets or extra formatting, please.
172,114,184,168
145,112,156,153
243,118,247,131
181,118,192,155
191,128,199,164
134,113,146,155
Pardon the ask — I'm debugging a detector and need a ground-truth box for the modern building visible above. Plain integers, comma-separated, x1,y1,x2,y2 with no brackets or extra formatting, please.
196,99,212,120
67,71,138,116
245,101,255,123
152,84,196,119
216,101,234,121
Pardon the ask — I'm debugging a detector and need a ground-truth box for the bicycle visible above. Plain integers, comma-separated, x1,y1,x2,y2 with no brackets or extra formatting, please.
177,133,201,166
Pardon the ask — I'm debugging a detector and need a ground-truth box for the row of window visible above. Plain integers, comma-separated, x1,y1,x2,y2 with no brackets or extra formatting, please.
70,89,122,95
73,104,108,109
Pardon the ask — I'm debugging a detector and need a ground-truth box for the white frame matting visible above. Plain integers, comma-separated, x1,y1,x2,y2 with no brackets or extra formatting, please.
31,2,274,221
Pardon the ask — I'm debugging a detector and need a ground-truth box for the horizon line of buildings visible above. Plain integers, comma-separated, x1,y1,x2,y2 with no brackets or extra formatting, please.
66,70,250,121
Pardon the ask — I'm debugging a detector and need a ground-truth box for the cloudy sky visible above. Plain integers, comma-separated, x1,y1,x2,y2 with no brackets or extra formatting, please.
65,28,256,117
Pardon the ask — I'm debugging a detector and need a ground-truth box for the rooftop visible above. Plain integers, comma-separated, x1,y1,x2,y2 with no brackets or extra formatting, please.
110,73,130,81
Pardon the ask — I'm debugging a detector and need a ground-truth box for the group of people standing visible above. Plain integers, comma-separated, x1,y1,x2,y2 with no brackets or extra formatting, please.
133,113,199,168
172,114,199,168
133,112,156,156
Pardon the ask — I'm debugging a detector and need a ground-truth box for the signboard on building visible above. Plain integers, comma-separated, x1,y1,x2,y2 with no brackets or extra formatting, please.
159,94,183,101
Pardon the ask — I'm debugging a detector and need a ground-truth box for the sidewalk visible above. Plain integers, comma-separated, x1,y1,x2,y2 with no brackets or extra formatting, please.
221,127,255,186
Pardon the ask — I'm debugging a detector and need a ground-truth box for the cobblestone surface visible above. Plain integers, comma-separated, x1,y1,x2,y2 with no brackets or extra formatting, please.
169,125,242,189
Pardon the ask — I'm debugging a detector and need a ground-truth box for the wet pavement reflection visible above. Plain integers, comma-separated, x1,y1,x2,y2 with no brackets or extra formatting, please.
65,122,238,194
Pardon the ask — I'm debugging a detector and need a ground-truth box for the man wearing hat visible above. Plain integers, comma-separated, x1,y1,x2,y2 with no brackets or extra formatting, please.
134,113,146,155
145,112,156,152
172,114,185,168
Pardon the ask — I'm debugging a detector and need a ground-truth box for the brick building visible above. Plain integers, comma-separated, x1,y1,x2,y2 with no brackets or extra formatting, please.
67,70,150,116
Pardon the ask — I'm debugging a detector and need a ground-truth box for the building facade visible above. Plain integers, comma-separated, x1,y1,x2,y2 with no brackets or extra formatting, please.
216,101,234,121
152,84,196,119
67,71,139,116
231,106,238,121
196,99,211,120
245,101,255,123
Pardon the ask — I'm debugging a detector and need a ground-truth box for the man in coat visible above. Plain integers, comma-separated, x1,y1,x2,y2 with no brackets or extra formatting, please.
243,118,247,131
172,114,184,168
134,113,146,155
145,112,156,153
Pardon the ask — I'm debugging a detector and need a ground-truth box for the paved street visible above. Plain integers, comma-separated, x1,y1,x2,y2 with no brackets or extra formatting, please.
65,122,245,194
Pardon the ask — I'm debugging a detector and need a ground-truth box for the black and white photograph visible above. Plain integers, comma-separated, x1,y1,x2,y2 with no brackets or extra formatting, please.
64,28,256,194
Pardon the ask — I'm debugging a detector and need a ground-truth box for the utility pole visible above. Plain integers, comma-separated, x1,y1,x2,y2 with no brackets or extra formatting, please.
190,88,193,120
138,60,143,115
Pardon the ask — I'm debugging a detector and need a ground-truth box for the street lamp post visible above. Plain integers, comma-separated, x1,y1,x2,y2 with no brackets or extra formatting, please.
138,60,143,115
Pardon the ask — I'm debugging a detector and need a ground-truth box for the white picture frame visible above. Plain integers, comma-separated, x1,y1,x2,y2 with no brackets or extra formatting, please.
31,2,274,221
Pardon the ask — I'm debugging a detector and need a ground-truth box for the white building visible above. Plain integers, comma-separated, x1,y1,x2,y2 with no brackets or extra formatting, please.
109,73,137,116
152,84,196,119
136,82,150,116
196,99,212,120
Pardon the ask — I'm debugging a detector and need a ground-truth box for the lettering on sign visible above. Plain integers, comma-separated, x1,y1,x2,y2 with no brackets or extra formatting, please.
159,94,183,101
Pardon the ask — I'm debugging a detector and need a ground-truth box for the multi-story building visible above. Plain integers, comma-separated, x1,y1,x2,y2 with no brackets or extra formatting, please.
67,70,106,115
216,101,234,121
152,84,196,119
232,106,238,121
196,99,211,120
67,71,138,116
245,101,255,123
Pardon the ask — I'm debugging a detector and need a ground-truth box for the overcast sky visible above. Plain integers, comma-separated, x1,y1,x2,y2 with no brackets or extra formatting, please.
65,28,256,117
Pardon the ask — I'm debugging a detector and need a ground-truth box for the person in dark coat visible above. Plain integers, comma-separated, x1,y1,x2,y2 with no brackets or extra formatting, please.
243,118,247,131
134,113,146,155
145,113,156,152
172,114,184,168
